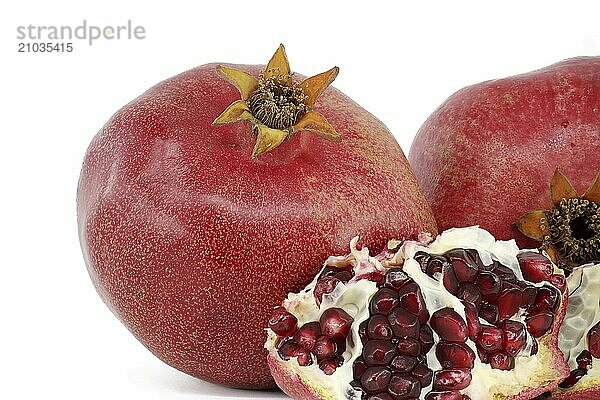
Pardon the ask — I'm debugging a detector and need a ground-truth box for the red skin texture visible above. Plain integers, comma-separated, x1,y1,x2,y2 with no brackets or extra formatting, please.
409,57,600,248
553,388,600,400
267,354,322,400
77,63,436,389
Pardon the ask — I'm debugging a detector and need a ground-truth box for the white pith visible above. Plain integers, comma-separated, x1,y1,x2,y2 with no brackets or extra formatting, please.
558,262,600,389
265,227,563,400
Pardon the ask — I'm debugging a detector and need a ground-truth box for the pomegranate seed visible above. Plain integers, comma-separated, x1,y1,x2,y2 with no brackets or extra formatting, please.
457,283,482,308
367,314,394,340
319,357,339,375
388,374,421,398
588,322,600,358
465,249,485,268
431,308,468,343
353,357,367,379
385,268,411,290
412,361,433,387
314,276,342,306
296,349,313,366
320,308,354,339
445,249,479,282
277,339,302,361
390,355,418,372
427,256,450,276
360,366,392,393
577,350,593,370
366,393,393,400
425,392,463,400
549,274,567,293
530,339,539,355
268,307,298,337
559,369,587,388
477,326,503,353
432,369,472,391
436,342,476,369
388,307,420,338
363,340,397,366
420,325,435,353
520,284,538,308
414,251,431,272
489,352,514,370
477,346,489,363
502,320,527,357
396,337,421,356
313,335,337,360
532,285,560,313
517,251,553,283
359,320,368,344
479,303,499,325
496,285,522,321
463,302,481,341
370,288,400,315
442,264,460,295
525,311,554,338
476,272,501,301
333,270,353,282
398,283,430,324
495,264,517,283
293,322,321,351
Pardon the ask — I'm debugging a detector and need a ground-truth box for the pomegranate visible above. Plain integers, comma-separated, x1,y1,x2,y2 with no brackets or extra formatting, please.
265,227,569,399
553,262,600,399
408,57,600,256
77,45,436,388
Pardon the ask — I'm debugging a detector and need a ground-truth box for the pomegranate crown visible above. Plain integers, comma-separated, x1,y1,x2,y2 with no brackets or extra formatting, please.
212,44,341,158
515,168,600,270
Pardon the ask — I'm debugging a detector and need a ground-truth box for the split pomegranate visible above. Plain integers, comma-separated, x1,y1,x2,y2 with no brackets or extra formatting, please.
77,45,436,388
266,227,569,399
553,263,600,399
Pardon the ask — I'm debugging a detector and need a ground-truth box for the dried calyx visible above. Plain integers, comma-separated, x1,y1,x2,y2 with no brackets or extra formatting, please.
213,44,341,158
265,227,569,400
516,168,600,272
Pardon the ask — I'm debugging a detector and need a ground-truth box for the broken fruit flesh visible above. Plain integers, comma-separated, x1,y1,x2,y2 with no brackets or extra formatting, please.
266,227,569,399
555,263,600,399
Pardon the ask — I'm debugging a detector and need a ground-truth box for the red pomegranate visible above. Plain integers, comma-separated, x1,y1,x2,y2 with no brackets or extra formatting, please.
408,57,600,265
265,226,570,399
77,45,436,388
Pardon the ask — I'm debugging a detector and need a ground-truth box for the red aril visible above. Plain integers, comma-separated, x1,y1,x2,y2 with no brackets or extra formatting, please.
266,227,569,400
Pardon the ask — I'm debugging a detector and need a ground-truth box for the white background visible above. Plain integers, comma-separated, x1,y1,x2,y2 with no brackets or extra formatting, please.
2,1,599,399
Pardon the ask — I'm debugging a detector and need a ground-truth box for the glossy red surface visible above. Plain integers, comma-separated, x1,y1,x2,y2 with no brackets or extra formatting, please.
77,63,436,388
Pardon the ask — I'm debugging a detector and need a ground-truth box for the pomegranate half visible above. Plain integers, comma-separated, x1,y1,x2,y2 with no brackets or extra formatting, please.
77,45,436,388
266,226,569,399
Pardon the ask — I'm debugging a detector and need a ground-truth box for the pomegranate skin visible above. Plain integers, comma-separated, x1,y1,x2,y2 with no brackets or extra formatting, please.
77,63,436,388
409,57,600,248
553,388,600,400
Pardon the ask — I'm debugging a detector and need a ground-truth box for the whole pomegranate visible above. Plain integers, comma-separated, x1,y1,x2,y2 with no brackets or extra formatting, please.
265,227,570,399
408,57,600,261
77,45,436,388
